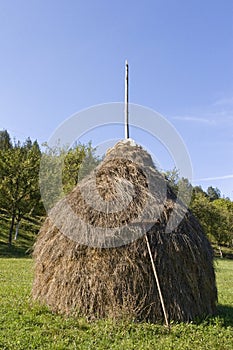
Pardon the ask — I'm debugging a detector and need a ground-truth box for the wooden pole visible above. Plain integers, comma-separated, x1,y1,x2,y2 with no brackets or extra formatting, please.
125,60,129,139
145,233,169,327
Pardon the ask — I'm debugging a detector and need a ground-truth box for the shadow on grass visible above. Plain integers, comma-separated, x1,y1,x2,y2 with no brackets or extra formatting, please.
193,304,233,327
216,304,233,327
0,241,32,258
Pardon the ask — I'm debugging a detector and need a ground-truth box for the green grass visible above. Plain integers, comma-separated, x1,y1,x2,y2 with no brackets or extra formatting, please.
0,258,232,350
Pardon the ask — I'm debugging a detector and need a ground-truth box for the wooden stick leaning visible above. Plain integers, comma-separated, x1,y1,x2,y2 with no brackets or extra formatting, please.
145,233,169,327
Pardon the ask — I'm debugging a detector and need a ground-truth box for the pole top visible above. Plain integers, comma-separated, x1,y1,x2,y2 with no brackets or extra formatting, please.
124,60,129,139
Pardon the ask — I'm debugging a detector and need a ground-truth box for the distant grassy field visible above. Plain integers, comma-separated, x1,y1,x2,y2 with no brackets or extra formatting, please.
0,258,232,350
0,213,40,258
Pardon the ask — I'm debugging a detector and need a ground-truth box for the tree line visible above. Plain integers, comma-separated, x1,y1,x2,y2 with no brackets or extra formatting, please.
0,130,99,245
165,169,233,254
0,130,232,251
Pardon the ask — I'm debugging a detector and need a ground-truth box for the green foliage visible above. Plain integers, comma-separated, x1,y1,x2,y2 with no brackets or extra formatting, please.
176,177,193,205
0,131,99,245
40,141,100,210
165,167,232,248
39,143,66,211
62,142,100,193
0,139,41,215
164,168,180,193
0,258,232,349
164,168,193,205
78,142,101,181
213,199,233,246
0,129,12,150
191,185,207,199
207,186,221,201
0,138,43,244
191,192,233,248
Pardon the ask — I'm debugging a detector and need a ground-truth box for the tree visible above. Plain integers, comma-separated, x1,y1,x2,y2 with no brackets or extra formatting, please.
0,137,42,245
213,198,233,247
164,168,233,254
164,167,179,194
62,142,100,192
62,144,87,193
40,141,100,210
76,142,101,181
190,192,233,256
177,177,193,205
190,192,212,234
192,185,206,197
164,168,193,204
207,186,221,201
0,130,12,150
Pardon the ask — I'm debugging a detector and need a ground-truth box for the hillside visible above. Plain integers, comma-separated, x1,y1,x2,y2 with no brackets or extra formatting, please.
0,211,42,258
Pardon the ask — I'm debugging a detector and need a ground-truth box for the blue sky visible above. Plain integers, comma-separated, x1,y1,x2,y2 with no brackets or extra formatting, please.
0,0,232,198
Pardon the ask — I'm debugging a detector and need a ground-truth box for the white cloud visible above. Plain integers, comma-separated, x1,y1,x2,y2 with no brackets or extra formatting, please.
194,174,233,181
172,97,233,126
172,116,216,125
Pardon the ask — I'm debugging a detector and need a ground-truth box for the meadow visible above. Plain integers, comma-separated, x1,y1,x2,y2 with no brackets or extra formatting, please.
0,258,232,350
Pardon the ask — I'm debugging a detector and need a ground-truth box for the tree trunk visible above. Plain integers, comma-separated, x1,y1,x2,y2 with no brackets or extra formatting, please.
218,245,223,259
8,212,15,246
14,220,20,240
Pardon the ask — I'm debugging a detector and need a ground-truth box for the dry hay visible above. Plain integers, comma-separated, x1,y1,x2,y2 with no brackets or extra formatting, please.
32,140,217,323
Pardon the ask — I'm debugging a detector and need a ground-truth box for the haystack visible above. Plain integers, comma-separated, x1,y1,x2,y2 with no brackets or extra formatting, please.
32,140,217,323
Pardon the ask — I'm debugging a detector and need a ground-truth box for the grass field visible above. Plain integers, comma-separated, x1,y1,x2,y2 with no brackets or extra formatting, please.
0,258,232,350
